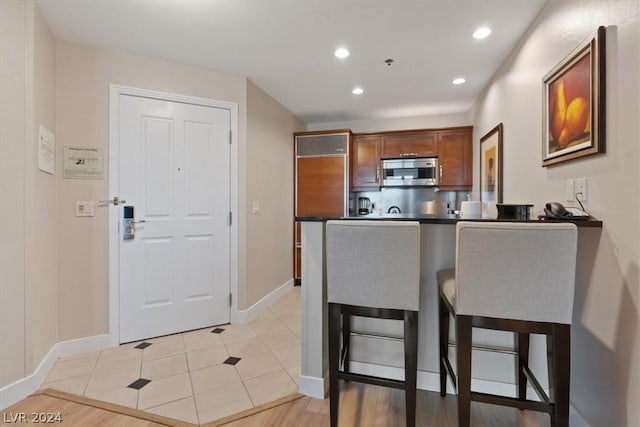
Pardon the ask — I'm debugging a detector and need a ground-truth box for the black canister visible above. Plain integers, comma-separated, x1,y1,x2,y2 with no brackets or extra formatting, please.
496,204,533,220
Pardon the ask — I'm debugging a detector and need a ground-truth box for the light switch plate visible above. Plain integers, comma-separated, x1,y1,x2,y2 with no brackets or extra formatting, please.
565,179,575,202
76,201,94,217
252,200,260,214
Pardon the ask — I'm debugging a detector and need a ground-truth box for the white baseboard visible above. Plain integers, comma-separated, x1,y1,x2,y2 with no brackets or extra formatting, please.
232,279,294,323
0,334,111,410
298,375,327,399
348,361,590,426
56,334,112,359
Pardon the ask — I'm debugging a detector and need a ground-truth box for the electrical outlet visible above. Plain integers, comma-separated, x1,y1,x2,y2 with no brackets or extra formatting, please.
565,179,575,202
575,177,588,202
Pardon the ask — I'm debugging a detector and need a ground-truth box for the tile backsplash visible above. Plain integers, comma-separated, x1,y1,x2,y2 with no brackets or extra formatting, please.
351,188,470,216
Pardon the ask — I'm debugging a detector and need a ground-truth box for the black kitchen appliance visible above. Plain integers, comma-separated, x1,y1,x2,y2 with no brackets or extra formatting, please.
496,203,533,220
358,197,372,215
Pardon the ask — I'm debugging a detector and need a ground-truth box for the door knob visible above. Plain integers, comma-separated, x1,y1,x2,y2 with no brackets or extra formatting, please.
100,196,127,206
122,206,145,240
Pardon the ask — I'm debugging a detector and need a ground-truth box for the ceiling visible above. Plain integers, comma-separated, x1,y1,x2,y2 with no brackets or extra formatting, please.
36,0,547,125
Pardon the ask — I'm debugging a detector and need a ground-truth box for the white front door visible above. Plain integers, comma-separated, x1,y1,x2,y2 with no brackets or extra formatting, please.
118,94,231,343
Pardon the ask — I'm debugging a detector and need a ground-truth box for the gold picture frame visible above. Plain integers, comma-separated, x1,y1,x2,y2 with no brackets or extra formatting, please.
542,26,606,166
480,123,503,204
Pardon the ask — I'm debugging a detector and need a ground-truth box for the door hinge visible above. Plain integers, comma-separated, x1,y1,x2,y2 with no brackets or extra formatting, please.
228,211,232,225
228,130,232,144
229,292,232,307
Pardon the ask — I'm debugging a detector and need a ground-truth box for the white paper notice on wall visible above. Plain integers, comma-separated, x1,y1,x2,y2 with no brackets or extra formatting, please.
63,146,104,179
38,125,55,174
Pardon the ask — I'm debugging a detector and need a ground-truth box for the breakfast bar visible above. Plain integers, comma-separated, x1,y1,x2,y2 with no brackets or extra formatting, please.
296,215,602,399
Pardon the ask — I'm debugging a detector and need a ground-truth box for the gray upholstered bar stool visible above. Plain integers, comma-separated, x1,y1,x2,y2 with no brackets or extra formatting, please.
326,220,421,427
437,222,578,427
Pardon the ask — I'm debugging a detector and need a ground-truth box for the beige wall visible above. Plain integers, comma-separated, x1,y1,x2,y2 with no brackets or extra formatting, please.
0,0,57,389
25,1,58,375
469,1,640,425
0,0,28,388
306,112,470,133
245,80,304,307
55,42,248,340
1,9,303,392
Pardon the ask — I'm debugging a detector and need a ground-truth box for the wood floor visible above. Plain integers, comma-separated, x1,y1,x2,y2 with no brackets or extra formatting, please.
2,383,550,426
1,393,165,427
227,382,550,427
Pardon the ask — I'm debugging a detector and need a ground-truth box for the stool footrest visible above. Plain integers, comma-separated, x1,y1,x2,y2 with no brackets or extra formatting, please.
470,391,553,413
338,371,406,390
522,363,549,403
443,357,457,391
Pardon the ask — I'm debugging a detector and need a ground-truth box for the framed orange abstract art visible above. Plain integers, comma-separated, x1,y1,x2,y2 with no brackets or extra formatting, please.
480,123,503,204
542,26,606,166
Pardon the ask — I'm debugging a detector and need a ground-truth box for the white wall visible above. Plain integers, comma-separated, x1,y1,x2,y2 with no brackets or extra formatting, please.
470,1,640,425
245,80,304,306
0,0,57,390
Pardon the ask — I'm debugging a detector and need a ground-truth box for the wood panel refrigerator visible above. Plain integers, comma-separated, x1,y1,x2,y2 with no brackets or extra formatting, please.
294,130,350,284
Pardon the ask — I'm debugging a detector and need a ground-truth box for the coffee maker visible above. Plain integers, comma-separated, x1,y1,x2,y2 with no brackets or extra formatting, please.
358,197,371,215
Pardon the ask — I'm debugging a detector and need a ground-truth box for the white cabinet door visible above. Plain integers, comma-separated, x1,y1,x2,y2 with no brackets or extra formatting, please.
118,94,230,343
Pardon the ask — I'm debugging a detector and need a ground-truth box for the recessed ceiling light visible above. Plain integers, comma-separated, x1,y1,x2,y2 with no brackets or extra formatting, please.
473,27,492,39
452,78,466,85
334,48,350,59
352,87,364,95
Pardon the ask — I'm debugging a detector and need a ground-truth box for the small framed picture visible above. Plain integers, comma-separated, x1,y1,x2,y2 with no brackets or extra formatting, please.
480,123,503,204
542,26,606,166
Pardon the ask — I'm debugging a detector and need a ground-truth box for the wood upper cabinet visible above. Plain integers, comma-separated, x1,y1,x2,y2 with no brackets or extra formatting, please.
437,128,472,189
349,127,472,190
381,131,437,158
351,135,381,189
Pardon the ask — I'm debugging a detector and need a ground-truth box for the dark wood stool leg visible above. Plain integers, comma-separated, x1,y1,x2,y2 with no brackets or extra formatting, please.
404,310,418,427
546,331,556,427
341,311,351,374
549,324,570,427
517,332,530,402
439,293,450,397
456,315,472,427
328,303,341,427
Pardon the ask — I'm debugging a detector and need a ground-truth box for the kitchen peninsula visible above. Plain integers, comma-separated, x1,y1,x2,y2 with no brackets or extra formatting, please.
296,215,602,399
294,126,474,285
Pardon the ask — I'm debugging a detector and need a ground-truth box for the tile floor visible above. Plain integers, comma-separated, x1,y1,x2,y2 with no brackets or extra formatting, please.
40,286,302,425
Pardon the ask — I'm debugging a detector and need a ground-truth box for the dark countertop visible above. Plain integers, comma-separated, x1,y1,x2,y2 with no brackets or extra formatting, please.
295,214,603,228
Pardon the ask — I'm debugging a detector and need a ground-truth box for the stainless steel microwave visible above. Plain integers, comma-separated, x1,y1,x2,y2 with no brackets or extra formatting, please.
381,158,439,187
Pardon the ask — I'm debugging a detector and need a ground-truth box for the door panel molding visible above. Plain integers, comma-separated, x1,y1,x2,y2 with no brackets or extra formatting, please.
108,84,238,345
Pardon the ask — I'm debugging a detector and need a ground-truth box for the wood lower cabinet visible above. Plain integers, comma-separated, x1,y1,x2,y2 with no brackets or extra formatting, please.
296,156,347,215
381,131,437,158
294,130,350,283
437,128,472,189
294,221,301,283
351,135,381,189
294,246,301,284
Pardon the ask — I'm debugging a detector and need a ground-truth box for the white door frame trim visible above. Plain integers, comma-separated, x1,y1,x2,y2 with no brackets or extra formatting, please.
108,84,239,346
